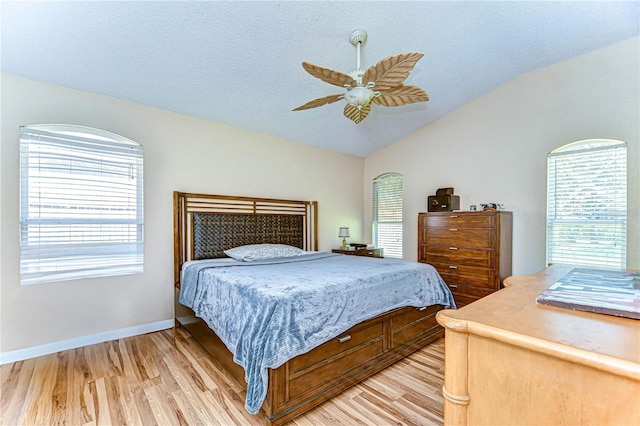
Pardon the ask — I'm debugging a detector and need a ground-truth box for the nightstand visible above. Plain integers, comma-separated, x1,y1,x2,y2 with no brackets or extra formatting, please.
331,248,384,258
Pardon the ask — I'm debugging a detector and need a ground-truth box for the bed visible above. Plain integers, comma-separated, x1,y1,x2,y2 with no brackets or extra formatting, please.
173,192,455,425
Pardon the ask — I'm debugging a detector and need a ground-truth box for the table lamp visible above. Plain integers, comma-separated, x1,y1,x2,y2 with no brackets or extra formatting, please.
339,227,350,250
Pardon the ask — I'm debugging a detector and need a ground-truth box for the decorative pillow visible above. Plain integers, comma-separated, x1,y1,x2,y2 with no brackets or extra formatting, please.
223,244,307,262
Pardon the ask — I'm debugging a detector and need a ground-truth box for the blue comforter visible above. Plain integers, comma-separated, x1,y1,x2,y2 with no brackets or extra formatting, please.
179,252,455,414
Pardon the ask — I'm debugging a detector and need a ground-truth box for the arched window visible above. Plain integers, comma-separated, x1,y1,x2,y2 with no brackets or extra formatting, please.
20,124,144,285
373,172,403,258
547,139,627,268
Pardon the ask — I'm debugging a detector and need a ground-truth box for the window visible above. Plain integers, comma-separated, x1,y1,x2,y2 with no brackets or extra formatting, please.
547,139,627,269
373,172,403,258
20,124,144,285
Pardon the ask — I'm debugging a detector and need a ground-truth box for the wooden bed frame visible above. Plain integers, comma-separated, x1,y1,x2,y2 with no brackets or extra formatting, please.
173,192,445,425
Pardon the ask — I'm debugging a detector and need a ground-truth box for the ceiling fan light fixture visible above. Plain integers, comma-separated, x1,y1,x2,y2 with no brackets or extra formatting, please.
344,86,376,109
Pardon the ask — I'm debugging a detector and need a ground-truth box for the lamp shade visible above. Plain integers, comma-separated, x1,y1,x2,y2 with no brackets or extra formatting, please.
338,227,350,238
344,86,376,108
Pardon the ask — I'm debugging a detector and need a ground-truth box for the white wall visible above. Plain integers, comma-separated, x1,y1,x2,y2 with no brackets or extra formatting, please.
364,37,640,274
0,74,364,355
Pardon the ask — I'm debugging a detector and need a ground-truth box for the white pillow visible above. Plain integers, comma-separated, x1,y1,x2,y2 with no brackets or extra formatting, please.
224,244,307,262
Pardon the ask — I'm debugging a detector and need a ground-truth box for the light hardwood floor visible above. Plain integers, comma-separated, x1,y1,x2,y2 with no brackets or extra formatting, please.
1,328,445,425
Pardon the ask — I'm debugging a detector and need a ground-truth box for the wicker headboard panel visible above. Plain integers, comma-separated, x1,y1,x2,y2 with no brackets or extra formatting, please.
192,213,304,259
174,192,318,286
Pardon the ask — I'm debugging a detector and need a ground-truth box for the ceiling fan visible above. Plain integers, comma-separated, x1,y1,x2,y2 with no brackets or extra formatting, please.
292,29,429,124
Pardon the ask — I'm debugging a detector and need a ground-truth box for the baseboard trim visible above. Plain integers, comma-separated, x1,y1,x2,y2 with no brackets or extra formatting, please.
0,319,174,365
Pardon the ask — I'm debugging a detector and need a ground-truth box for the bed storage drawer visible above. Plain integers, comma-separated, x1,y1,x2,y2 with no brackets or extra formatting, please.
391,305,441,347
267,305,445,421
289,322,384,377
288,325,385,398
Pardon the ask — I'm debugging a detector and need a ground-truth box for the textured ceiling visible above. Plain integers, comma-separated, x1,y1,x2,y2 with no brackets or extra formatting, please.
2,1,638,157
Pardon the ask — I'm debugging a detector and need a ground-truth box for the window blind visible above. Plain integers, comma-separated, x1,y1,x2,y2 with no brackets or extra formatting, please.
547,140,627,269
373,173,403,258
20,125,144,285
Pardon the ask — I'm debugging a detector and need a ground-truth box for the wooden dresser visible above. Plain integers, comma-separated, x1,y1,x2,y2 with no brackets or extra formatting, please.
418,211,512,307
436,266,640,425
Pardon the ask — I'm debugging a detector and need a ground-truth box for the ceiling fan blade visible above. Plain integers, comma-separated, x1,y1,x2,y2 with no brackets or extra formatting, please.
301,62,357,88
363,52,424,91
373,85,430,107
343,103,371,124
292,93,344,111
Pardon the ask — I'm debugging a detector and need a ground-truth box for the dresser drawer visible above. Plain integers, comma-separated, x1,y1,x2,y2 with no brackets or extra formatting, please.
356,248,383,258
433,264,494,288
448,285,495,307
421,213,495,229
421,246,493,268
332,248,384,258
422,228,494,249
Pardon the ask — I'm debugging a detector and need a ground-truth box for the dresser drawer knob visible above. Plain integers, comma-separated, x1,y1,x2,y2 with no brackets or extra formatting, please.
449,265,458,269
449,228,458,232
338,335,352,343
449,247,458,250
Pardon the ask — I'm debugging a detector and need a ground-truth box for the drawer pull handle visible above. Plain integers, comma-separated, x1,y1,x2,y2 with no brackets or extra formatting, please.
449,266,458,269
450,215,459,218
417,306,427,311
449,247,458,250
450,284,458,289
449,228,458,232
338,335,352,343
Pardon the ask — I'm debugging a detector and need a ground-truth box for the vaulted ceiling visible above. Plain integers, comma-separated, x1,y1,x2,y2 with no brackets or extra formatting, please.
2,1,638,157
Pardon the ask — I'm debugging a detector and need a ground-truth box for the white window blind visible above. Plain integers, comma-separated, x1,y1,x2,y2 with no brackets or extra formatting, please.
373,173,403,259
20,125,144,285
547,139,627,269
